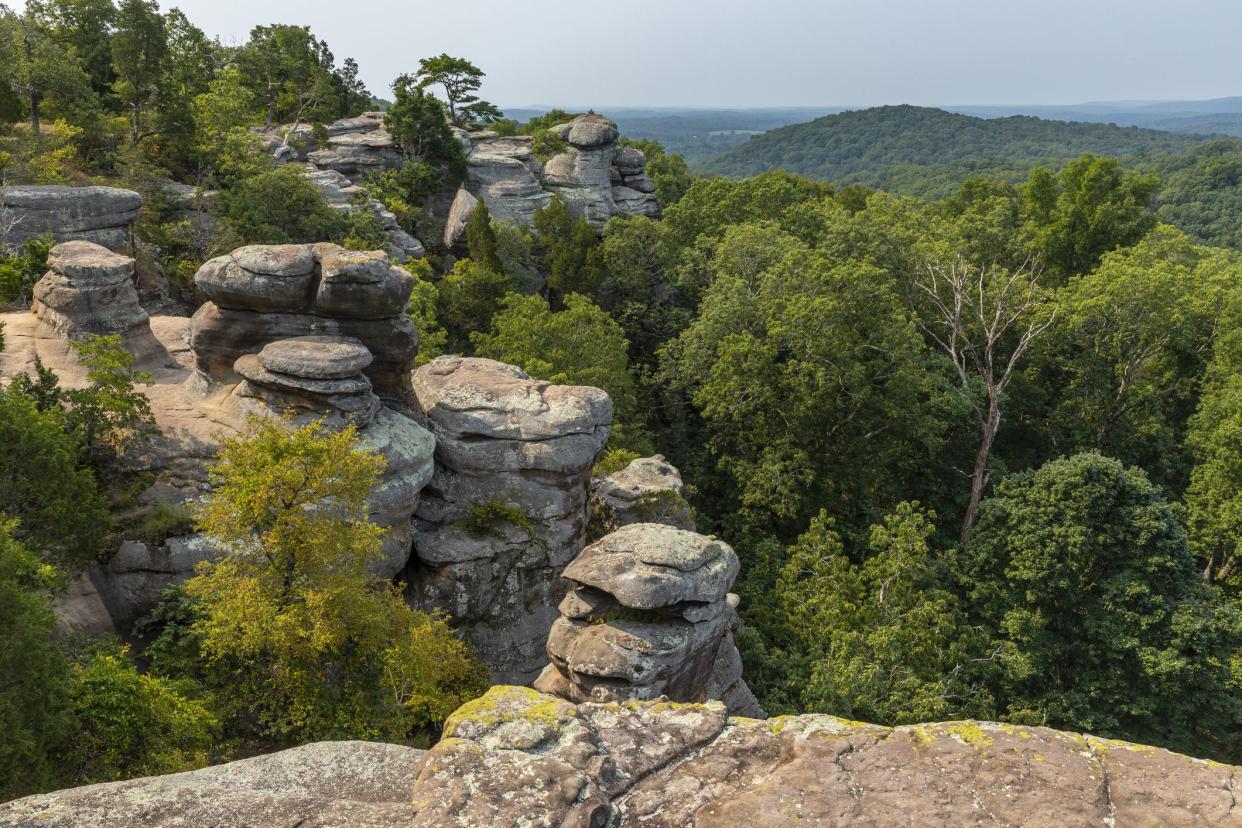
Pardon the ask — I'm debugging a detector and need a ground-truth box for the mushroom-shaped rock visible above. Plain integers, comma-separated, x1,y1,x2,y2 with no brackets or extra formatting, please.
195,246,316,312
406,355,612,684
235,337,380,427
566,114,619,148
32,241,149,338
563,523,737,610
1,185,141,250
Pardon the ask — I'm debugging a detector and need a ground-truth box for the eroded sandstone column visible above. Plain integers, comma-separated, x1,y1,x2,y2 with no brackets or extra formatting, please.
407,355,612,683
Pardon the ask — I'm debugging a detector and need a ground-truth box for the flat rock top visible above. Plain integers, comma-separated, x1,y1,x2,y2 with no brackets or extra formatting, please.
0,185,142,212
0,741,423,828
315,244,391,283
564,523,739,608
413,355,612,442
230,244,316,276
46,240,133,280
565,113,620,148
258,336,373,379
407,686,1242,828
601,454,684,500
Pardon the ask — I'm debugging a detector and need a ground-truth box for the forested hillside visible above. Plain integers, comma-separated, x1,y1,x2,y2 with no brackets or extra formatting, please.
701,104,1242,250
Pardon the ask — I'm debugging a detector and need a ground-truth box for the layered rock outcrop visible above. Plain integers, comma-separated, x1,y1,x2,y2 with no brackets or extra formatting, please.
533,523,762,717
1,185,140,251
31,241,148,340
407,356,612,684
591,454,696,532
303,166,425,262
0,741,424,828
407,685,1242,827
189,243,418,401
541,114,660,228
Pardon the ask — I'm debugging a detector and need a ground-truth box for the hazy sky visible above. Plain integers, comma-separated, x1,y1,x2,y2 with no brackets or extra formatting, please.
24,0,1242,108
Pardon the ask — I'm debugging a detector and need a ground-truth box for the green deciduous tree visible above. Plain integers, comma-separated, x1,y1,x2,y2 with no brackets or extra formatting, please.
474,293,648,452
532,195,602,301
435,258,515,353
217,164,345,244
66,333,156,458
772,504,995,724
965,453,1242,759
179,418,487,746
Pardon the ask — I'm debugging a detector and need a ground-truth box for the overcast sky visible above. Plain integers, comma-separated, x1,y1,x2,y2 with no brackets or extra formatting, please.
27,0,1242,108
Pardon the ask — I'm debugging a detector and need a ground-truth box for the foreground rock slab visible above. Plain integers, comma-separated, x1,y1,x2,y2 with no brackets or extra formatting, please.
0,741,423,828
409,686,1242,827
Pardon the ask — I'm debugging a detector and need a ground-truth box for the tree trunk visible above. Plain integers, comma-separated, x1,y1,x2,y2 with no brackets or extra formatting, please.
961,395,1001,545
24,35,39,135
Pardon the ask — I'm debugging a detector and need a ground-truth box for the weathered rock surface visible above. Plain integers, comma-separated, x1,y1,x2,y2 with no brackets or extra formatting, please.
407,356,612,684
302,165,424,262
408,685,1242,828
0,185,140,250
539,114,661,229
189,242,416,400
591,454,695,532
31,241,149,339
0,741,424,828
235,336,380,428
442,187,478,249
534,524,757,712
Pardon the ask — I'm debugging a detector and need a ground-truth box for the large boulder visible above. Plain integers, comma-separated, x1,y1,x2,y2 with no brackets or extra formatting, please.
407,356,612,683
408,686,1242,827
31,241,149,340
0,741,424,828
591,453,695,532
1,185,140,250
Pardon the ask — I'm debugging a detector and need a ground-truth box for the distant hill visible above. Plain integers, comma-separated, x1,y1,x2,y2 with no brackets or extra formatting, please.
699,105,1219,198
950,97,1242,138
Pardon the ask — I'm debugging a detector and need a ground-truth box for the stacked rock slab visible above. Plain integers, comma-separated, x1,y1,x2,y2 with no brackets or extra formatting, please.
1,185,141,250
462,132,551,228
189,243,418,401
542,114,661,229
32,241,149,339
591,454,696,531
407,685,1242,827
408,355,612,684
235,336,379,428
303,166,424,262
534,523,743,708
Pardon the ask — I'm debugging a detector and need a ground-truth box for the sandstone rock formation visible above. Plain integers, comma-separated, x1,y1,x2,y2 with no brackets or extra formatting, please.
234,336,380,428
31,241,149,340
0,741,423,828
462,131,551,227
533,523,762,717
1,185,140,251
541,114,661,229
303,166,424,262
591,454,695,532
189,243,418,401
408,685,1242,827
407,355,612,684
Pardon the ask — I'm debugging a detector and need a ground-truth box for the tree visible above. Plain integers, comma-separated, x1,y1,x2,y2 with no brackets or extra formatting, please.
0,519,71,800
61,641,216,785
621,139,693,207
915,257,1056,543
464,197,504,273
532,195,602,302
773,504,995,724
1184,288,1242,586
180,418,487,745
1025,226,1231,493
473,293,648,451
384,74,464,174
66,333,157,459
111,0,167,145
1022,155,1159,282
0,4,94,134
29,0,117,100
190,65,269,185
413,53,500,126
435,259,515,353
0,382,108,571
235,25,337,129
663,223,937,538
965,453,1242,759
217,164,345,244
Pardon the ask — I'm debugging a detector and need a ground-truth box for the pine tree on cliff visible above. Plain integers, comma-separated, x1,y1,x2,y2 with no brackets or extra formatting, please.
465,199,504,274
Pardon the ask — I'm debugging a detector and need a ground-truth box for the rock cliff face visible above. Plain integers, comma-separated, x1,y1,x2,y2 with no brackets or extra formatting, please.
1,185,140,251
0,741,423,828
407,356,612,684
407,685,1242,827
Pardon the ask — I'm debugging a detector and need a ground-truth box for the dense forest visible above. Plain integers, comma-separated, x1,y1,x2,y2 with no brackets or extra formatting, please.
4,0,1242,804
701,105,1242,250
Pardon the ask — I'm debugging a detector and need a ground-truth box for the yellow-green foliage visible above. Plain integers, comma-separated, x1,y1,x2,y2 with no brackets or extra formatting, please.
185,418,488,745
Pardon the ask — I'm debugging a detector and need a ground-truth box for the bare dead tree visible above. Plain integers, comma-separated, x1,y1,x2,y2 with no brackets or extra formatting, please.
916,257,1057,544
